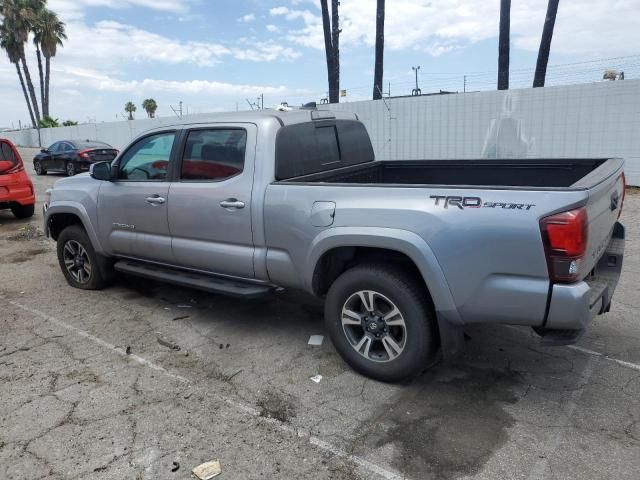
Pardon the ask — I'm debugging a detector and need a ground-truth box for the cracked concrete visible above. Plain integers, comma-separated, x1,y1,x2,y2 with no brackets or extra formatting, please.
1,149,639,479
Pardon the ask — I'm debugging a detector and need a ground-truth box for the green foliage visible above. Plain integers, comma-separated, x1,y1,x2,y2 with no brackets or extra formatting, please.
38,115,59,128
142,98,158,118
62,119,78,126
124,101,136,120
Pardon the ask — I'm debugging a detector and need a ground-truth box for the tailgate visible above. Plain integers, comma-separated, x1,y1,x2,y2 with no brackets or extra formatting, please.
582,162,625,275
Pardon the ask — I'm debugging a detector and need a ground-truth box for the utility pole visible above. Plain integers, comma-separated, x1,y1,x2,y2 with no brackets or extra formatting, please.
411,66,421,96
170,101,183,119
463,75,467,93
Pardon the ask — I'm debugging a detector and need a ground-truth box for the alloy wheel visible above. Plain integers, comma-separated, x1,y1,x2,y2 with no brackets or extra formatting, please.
341,290,407,363
62,240,92,284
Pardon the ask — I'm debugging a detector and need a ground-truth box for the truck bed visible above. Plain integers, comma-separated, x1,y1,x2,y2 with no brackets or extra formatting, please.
280,158,610,189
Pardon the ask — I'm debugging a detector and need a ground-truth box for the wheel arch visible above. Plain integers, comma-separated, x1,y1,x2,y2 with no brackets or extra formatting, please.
45,203,105,254
307,227,460,322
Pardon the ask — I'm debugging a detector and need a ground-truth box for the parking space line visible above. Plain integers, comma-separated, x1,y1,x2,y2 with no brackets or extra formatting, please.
504,325,640,372
5,298,406,480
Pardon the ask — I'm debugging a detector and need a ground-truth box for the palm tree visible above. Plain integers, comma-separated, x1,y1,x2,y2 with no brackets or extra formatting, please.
0,24,36,126
497,0,511,90
35,9,66,116
533,0,560,88
125,102,137,120
0,0,42,122
372,0,385,100
320,0,339,103
142,98,158,118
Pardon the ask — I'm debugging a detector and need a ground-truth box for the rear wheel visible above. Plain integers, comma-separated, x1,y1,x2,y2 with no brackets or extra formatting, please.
57,225,107,290
325,264,438,382
34,160,46,175
66,161,76,176
11,204,35,219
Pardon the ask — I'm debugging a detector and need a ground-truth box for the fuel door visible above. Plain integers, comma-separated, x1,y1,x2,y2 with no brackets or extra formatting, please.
310,201,336,227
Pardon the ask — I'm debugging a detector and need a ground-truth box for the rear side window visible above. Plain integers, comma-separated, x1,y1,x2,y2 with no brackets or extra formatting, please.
181,129,246,181
275,119,374,180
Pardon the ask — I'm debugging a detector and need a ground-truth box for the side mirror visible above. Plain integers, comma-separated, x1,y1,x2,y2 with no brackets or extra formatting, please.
40,148,48,154
90,161,112,181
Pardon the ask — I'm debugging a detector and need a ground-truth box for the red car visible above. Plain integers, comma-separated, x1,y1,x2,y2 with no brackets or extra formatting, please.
0,138,35,219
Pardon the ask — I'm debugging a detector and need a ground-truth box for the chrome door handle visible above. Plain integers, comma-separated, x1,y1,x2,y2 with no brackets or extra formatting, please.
145,195,166,205
220,199,245,209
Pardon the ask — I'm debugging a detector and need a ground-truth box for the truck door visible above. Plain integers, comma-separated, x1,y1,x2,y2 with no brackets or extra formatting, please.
97,130,177,262
168,124,256,278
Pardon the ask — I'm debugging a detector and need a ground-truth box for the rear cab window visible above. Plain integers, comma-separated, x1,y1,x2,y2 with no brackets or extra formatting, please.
180,128,247,181
274,119,374,180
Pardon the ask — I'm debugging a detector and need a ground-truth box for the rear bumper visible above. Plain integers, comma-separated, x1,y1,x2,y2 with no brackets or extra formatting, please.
545,222,625,331
0,171,35,208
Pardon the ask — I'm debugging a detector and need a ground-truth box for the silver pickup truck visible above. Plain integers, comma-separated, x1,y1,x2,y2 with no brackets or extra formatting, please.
43,109,626,381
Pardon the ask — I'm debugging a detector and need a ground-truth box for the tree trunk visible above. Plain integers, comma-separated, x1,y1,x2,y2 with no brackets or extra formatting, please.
320,0,334,103
36,45,46,116
45,56,51,117
498,0,511,90
533,0,560,88
373,0,385,100
15,63,36,127
21,56,41,122
330,0,340,103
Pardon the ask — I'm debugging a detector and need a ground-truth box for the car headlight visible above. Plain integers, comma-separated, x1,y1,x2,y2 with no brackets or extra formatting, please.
45,188,52,203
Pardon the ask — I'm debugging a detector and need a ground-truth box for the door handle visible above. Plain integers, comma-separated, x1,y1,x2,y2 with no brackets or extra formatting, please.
220,199,245,209
145,195,166,205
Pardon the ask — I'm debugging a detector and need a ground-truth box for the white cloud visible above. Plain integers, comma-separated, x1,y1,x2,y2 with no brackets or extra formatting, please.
266,24,280,33
270,0,640,58
238,13,256,23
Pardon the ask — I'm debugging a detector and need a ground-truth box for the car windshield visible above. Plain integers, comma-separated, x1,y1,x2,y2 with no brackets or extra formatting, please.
75,141,112,149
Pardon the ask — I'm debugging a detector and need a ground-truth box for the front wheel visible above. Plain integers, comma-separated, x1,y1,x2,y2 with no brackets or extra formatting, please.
57,225,107,290
325,264,439,382
66,161,76,176
34,160,46,175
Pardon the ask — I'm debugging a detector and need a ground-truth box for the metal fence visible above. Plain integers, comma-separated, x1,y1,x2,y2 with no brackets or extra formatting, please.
3,79,639,185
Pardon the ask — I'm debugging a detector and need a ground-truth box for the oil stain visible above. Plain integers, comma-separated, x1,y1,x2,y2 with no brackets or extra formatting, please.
6,247,48,263
353,365,521,479
256,389,297,423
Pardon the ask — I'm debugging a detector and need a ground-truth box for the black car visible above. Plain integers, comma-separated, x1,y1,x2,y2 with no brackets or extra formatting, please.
33,140,119,176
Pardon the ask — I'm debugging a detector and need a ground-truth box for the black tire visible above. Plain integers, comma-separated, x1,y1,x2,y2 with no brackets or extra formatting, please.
57,225,107,290
34,160,46,175
325,264,439,382
65,161,76,176
11,204,35,219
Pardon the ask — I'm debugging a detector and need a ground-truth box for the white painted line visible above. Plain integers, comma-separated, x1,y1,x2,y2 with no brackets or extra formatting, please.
527,355,598,480
4,298,405,480
504,325,640,372
567,344,640,372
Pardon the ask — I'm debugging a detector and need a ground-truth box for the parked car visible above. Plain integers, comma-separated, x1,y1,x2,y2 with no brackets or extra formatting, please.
33,140,118,176
0,138,35,219
42,110,626,382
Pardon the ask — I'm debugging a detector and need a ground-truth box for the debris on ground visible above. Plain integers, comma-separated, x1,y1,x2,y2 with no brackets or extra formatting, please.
310,374,323,383
192,460,221,479
6,224,44,241
125,346,132,355
157,336,180,351
173,315,190,321
308,335,324,346
171,461,180,472
176,304,192,309
225,369,242,381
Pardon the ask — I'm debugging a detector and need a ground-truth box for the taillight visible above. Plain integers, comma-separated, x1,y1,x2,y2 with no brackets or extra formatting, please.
79,149,91,159
540,207,588,283
618,173,626,219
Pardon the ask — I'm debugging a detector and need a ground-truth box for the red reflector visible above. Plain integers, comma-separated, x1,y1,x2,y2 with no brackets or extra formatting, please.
618,172,626,219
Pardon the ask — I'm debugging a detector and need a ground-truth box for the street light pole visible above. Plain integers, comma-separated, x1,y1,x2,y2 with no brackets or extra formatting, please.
411,66,421,96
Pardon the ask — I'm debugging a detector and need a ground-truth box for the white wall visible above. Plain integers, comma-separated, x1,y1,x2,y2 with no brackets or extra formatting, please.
3,80,639,185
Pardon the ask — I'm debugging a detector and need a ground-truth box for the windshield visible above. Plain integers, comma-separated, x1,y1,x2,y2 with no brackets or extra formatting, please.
0,141,19,174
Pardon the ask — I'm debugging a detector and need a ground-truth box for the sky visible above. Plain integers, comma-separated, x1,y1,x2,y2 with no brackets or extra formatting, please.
1,0,640,127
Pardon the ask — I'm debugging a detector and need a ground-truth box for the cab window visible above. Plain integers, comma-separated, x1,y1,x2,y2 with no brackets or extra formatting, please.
117,132,175,181
181,129,247,181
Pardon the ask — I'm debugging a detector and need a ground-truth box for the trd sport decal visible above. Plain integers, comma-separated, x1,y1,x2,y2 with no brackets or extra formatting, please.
430,195,535,211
